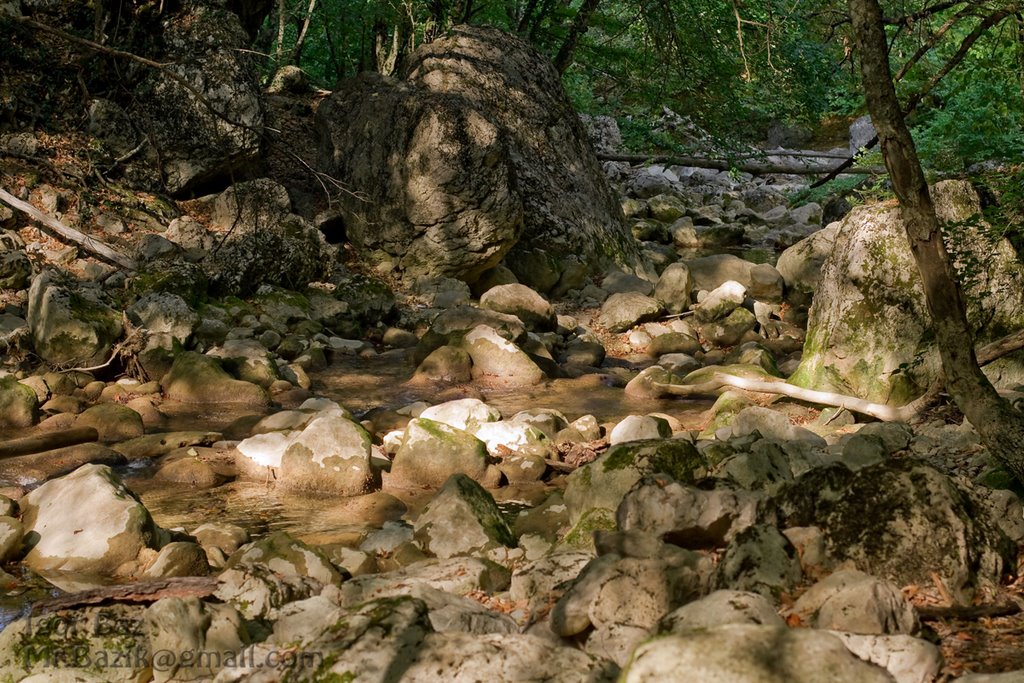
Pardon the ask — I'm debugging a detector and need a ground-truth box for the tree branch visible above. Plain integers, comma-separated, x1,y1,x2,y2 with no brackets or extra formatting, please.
0,188,137,270
883,1,966,26
813,6,1015,189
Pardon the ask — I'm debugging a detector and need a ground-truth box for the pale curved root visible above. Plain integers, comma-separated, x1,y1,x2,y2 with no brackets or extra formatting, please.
651,372,940,422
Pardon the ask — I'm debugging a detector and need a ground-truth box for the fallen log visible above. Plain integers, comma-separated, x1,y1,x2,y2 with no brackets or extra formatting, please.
977,329,1024,366
0,187,137,270
0,426,99,459
651,372,938,422
32,577,220,613
596,153,885,177
917,602,1022,621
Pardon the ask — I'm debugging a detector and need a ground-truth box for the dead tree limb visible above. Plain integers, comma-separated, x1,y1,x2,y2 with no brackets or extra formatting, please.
918,601,1022,621
596,153,885,177
0,188,137,270
32,577,220,613
977,329,1024,366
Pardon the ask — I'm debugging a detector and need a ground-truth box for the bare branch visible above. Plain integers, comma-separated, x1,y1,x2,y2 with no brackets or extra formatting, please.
0,187,137,270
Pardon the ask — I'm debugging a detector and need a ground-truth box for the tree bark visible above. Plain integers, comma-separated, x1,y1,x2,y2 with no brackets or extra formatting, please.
849,0,1024,484
553,0,602,73
0,188,137,270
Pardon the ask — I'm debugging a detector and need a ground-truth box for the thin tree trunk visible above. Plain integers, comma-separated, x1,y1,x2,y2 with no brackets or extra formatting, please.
849,0,1024,484
289,0,319,65
275,0,287,65
553,0,602,73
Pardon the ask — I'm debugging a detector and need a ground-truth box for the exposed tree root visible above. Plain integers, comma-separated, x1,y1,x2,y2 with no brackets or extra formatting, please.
651,373,940,422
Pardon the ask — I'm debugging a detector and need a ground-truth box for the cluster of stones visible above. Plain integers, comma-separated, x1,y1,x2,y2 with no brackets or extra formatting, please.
0,388,1019,682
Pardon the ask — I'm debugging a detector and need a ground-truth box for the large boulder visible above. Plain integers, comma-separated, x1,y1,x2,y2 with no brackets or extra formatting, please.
131,2,263,194
20,464,167,577
790,181,1024,403
316,25,646,286
777,459,1014,601
27,272,123,367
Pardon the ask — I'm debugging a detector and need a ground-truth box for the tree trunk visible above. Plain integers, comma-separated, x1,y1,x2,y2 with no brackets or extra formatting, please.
553,0,602,73
849,0,1024,484
289,0,319,65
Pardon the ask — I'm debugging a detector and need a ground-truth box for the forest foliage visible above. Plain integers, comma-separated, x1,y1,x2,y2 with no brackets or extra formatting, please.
262,0,1024,171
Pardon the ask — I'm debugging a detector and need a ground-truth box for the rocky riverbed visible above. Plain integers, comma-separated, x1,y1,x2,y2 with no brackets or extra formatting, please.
1,152,1023,682
2,13,1024,679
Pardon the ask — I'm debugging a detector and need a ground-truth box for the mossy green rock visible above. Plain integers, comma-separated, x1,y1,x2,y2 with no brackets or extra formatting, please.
160,351,269,406
776,459,1014,601
413,473,515,558
698,389,755,440
564,439,707,524
790,180,1024,404
0,375,38,428
389,418,490,488
27,272,123,367
20,464,167,577
557,507,617,553
75,402,145,443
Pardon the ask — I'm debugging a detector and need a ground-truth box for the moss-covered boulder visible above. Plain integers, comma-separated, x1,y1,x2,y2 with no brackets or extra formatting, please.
388,418,492,489
160,351,269,406
564,439,708,524
0,375,38,428
75,403,145,442
790,180,1024,404
20,464,168,577
27,272,123,367
776,459,1015,601
413,474,516,558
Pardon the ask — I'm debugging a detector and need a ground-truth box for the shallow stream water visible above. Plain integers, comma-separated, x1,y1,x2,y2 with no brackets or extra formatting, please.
129,353,712,539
